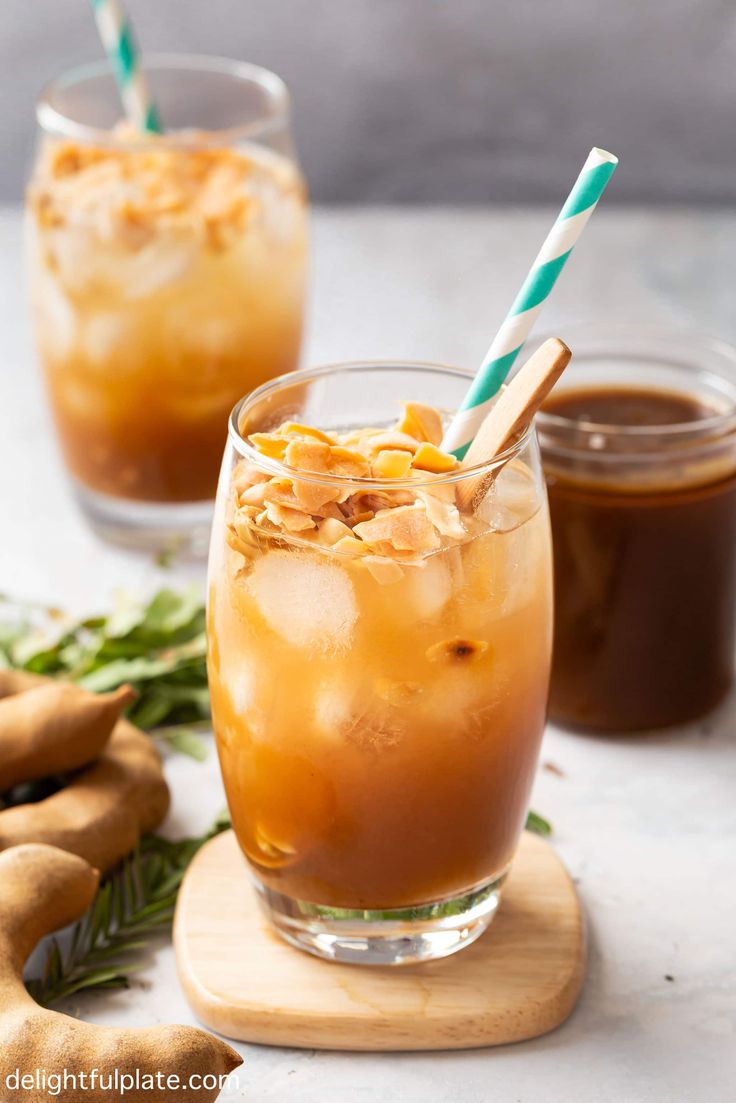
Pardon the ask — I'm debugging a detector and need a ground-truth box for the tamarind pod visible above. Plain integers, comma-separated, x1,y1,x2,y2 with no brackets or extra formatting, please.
0,844,242,1103
0,668,47,698
0,721,170,872
0,682,137,791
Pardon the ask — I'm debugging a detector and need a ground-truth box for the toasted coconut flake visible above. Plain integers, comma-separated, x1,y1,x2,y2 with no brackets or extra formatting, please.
249,432,288,460
362,555,405,584
239,481,272,507
262,478,300,509
264,501,316,532
364,431,420,455
411,442,458,473
328,445,371,478
397,402,444,446
293,479,342,513
233,461,270,492
233,507,260,544
350,491,417,517
345,508,375,527
229,402,476,554
340,427,383,448
284,438,332,473
317,517,354,545
354,505,441,553
226,523,254,557
313,499,347,520
418,491,466,539
333,535,371,556
278,421,335,444
254,508,284,536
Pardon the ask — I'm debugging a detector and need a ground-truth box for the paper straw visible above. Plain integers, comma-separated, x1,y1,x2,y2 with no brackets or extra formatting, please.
89,0,162,132
442,147,618,458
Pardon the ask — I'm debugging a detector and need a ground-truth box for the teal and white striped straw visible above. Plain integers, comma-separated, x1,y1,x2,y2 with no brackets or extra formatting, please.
90,0,162,133
442,147,618,458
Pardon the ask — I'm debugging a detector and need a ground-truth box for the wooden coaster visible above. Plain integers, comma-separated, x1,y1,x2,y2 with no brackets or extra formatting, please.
174,829,585,1051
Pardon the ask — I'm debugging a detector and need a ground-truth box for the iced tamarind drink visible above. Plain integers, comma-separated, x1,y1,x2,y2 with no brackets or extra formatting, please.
26,58,308,551
208,363,553,965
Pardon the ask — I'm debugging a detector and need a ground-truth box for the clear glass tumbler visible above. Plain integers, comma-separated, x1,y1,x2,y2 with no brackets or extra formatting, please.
26,55,309,554
207,362,553,965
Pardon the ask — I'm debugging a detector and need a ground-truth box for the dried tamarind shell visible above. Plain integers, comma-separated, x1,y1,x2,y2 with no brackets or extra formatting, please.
0,670,169,872
0,843,242,1103
0,681,136,791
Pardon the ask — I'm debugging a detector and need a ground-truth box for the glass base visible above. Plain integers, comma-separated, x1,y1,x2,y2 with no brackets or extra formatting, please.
254,873,507,966
73,481,214,558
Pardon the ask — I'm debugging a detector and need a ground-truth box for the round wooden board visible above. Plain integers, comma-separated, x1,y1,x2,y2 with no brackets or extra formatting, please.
174,829,585,1051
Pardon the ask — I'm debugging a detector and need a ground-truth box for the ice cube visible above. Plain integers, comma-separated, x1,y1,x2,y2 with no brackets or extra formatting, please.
460,510,548,623
83,312,127,367
36,274,76,360
477,462,540,532
44,226,88,294
343,708,402,753
245,154,304,247
313,681,356,742
488,504,521,534
164,385,236,425
228,666,256,714
125,237,197,300
164,305,248,365
404,554,453,620
423,667,508,740
314,679,405,751
57,377,108,422
49,223,123,296
247,549,358,651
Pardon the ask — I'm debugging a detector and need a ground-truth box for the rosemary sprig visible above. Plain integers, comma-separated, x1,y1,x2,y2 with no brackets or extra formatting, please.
26,812,231,1006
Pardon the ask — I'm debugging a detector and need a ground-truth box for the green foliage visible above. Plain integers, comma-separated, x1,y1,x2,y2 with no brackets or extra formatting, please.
0,589,209,759
525,809,553,837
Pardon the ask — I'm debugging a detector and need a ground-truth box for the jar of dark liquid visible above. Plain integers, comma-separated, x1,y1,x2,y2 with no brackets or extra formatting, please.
537,328,736,732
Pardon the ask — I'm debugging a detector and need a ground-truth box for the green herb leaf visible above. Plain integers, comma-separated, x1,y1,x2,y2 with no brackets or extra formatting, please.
0,589,210,759
525,810,553,836
155,727,209,762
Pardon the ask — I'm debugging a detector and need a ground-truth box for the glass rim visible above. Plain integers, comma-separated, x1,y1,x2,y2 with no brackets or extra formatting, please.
36,53,291,147
228,360,535,489
536,324,736,442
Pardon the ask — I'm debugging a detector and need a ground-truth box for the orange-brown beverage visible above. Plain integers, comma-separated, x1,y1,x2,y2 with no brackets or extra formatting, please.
26,57,308,552
208,363,553,964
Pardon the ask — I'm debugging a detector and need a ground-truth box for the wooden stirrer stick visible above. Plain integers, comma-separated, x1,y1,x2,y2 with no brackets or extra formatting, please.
455,337,572,512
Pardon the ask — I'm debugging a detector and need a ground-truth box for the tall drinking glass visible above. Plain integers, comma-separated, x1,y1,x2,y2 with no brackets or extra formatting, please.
207,362,553,965
26,55,308,553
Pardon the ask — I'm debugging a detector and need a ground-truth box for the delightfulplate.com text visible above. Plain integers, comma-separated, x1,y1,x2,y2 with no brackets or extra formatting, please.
3,1067,243,1097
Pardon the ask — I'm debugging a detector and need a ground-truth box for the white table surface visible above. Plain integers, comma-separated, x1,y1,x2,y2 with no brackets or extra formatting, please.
1,205,735,1103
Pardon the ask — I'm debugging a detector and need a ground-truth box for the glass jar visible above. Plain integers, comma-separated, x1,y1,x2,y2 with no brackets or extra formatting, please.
26,55,309,554
537,326,736,732
207,361,553,965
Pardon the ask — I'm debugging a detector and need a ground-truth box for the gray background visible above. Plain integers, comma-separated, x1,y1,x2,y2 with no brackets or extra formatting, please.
3,0,736,203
